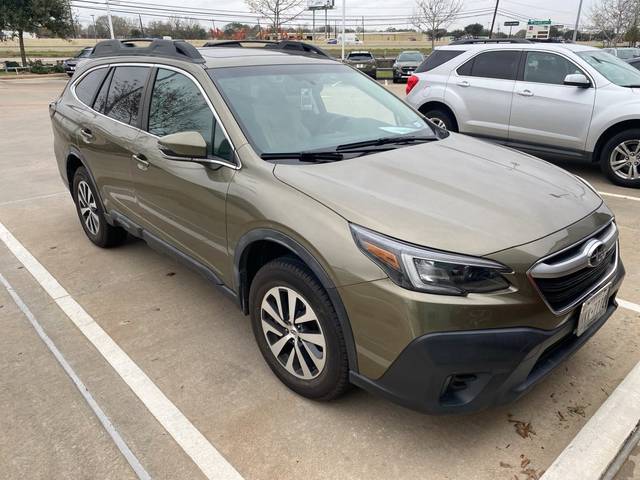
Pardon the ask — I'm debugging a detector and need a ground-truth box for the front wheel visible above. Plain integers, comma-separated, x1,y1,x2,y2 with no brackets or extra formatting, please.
600,129,640,187
249,257,349,401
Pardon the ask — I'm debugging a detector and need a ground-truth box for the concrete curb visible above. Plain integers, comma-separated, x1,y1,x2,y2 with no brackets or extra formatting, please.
542,359,640,480
0,73,68,80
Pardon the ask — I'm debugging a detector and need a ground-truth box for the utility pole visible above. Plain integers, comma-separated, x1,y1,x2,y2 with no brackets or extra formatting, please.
572,0,584,42
138,14,145,37
105,0,115,39
91,14,97,43
489,0,500,38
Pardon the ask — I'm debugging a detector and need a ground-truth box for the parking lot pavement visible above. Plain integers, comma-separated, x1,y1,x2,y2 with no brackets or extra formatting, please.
1,76,640,480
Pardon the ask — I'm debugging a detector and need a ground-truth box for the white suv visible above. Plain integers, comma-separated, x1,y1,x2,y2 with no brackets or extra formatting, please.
406,40,640,187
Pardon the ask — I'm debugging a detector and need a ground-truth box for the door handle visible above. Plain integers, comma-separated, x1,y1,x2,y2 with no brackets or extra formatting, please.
132,153,150,171
518,89,534,97
458,80,470,87
80,128,94,142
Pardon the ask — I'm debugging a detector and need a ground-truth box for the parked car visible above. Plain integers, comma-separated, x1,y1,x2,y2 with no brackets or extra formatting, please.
326,38,337,45
392,50,424,83
627,57,640,70
602,47,640,60
406,42,640,187
344,51,377,78
50,39,624,414
62,47,93,76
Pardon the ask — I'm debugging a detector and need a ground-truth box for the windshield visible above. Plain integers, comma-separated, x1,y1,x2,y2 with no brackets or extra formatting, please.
347,53,372,61
398,52,423,62
77,48,92,58
208,64,436,156
578,50,640,87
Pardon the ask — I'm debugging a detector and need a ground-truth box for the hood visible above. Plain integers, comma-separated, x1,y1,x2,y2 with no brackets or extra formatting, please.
273,134,603,256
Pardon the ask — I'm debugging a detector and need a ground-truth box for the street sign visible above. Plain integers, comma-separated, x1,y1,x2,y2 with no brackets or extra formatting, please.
308,0,334,9
528,19,552,25
504,21,520,26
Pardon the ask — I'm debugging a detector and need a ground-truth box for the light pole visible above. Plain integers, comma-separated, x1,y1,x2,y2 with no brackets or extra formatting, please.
91,14,97,43
573,0,584,42
489,0,500,38
341,0,346,60
106,0,115,39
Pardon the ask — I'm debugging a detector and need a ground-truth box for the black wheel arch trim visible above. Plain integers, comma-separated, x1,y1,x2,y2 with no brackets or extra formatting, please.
234,228,359,373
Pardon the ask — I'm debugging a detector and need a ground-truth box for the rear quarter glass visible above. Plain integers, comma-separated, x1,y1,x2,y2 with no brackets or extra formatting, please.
415,50,465,73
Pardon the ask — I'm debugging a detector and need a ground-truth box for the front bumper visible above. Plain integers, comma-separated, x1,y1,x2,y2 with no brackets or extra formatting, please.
350,261,625,414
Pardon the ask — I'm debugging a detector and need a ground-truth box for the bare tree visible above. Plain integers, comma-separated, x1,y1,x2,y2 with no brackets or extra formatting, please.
412,0,463,50
245,0,305,35
590,0,635,46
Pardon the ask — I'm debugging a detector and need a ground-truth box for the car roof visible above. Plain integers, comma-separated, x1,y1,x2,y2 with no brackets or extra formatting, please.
198,47,337,68
347,51,372,54
436,43,597,53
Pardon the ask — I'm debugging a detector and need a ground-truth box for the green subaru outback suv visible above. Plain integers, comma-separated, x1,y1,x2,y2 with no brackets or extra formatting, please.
50,39,624,413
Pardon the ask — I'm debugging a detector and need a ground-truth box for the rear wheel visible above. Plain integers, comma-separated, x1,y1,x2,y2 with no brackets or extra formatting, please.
249,257,349,400
423,108,456,132
72,167,127,247
600,129,640,188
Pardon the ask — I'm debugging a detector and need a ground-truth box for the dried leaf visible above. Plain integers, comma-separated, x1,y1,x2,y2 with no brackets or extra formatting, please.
567,405,586,417
556,410,567,422
500,461,512,468
509,419,536,439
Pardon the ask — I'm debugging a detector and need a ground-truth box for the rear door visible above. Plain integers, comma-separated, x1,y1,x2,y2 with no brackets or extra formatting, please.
75,64,151,218
445,50,521,138
508,51,595,152
131,66,237,282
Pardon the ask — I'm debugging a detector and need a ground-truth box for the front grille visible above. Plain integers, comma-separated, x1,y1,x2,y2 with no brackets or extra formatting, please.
401,67,415,73
529,222,618,313
534,247,615,311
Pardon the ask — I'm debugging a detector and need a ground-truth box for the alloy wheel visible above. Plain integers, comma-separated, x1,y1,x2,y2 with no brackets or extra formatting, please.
77,180,100,236
609,139,640,180
429,117,447,130
260,286,326,380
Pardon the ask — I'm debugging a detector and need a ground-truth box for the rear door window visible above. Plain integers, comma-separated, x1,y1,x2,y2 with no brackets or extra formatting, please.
415,50,464,73
101,66,150,126
74,68,109,106
457,51,521,80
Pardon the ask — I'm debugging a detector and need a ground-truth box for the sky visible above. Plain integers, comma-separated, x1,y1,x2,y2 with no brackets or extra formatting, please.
72,0,597,31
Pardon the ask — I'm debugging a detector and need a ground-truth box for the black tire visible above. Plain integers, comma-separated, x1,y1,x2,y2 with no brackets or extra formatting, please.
72,167,127,247
600,129,640,188
249,257,349,401
422,108,457,132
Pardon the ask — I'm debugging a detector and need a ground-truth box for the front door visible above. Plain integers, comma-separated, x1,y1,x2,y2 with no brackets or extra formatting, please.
132,67,237,284
509,51,596,152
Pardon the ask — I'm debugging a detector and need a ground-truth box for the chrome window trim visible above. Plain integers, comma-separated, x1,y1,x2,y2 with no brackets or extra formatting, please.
70,62,240,170
527,220,619,316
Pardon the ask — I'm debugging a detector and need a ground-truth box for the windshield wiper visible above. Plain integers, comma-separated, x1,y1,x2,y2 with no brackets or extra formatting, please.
260,151,344,163
336,135,437,151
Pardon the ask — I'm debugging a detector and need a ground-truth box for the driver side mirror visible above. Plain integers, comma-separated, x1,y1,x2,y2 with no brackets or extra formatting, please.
564,73,591,88
158,131,207,159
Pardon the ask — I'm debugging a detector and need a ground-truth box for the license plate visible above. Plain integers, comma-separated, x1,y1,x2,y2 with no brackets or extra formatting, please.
357,64,364,68
576,283,610,336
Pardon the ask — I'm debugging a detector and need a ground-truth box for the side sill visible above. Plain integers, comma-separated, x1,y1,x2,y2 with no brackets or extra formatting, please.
110,211,241,308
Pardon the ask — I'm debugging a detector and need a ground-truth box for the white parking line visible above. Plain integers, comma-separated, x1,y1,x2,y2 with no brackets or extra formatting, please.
598,191,640,202
619,298,640,314
0,273,151,480
0,220,244,480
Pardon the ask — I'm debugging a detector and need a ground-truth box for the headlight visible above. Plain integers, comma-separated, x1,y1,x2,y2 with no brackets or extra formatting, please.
351,224,512,296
